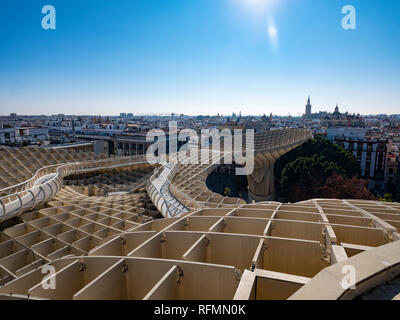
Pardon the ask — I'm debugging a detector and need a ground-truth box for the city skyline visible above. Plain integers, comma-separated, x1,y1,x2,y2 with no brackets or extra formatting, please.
3,97,400,119
1,0,399,116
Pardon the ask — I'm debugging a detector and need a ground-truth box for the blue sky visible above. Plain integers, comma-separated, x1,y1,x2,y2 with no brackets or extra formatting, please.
0,0,399,116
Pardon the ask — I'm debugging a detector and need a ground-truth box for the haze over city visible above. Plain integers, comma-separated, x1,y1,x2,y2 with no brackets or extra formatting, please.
1,0,399,116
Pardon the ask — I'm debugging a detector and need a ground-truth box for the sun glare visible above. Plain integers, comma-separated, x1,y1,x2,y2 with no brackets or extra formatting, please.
268,24,277,37
235,0,280,49
242,0,278,9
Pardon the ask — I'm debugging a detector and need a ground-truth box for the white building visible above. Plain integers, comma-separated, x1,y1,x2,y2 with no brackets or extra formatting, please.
0,128,16,144
15,127,49,143
327,128,391,190
327,127,366,140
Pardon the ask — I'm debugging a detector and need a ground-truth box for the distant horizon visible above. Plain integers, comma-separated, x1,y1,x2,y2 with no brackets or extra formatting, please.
1,0,399,116
2,109,400,118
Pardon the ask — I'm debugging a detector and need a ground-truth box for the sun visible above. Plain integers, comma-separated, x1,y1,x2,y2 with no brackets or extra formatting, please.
242,0,278,8
237,0,280,16
268,24,277,37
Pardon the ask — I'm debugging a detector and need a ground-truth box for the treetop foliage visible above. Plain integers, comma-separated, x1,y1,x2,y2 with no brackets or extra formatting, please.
275,136,372,202
276,136,360,180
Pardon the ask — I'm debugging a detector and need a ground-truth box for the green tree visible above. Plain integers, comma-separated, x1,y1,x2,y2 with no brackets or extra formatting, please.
275,136,366,202
224,187,231,197
383,193,394,202
276,136,360,182
280,154,346,187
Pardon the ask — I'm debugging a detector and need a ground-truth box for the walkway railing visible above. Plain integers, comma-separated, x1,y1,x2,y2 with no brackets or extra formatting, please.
146,151,210,218
146,128,313,218
0,128,313,221
0,155,148,220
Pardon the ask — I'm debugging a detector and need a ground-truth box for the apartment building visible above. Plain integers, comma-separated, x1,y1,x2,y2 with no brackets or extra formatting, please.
327,128,392,190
